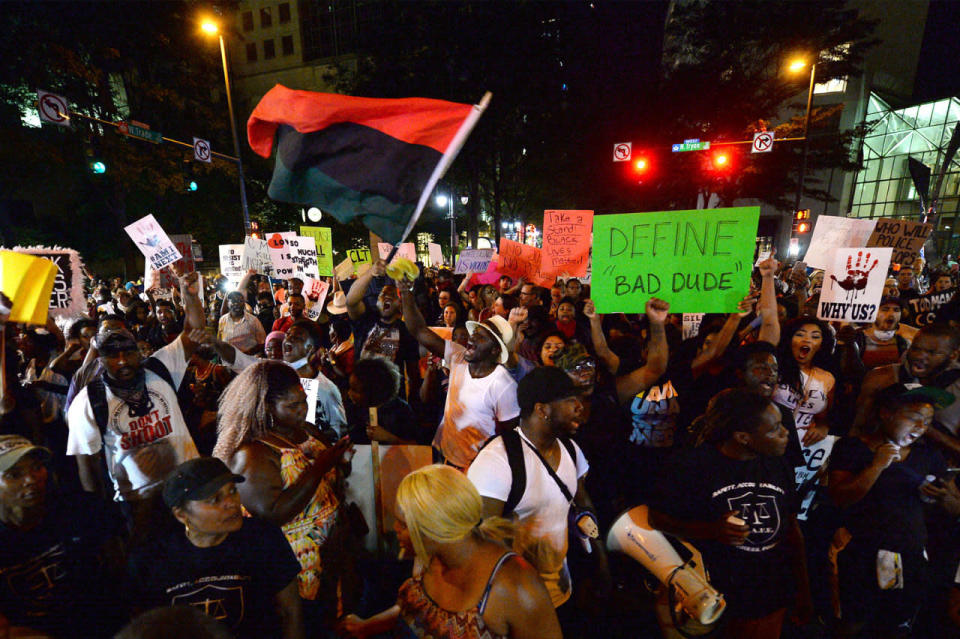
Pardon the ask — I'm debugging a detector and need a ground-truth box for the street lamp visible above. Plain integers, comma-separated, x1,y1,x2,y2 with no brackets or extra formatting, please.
201,18,252,236
789,56,817,226
436,193,456,263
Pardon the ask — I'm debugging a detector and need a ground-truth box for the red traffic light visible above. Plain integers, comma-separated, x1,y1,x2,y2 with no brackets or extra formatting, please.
635,158,648,171
796,222,810,233
712,151,730,168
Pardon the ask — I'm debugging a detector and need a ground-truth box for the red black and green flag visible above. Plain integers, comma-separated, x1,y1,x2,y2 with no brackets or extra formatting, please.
248,85,490,245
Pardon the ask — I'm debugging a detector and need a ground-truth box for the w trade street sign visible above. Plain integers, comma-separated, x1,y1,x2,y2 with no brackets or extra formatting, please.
118,121,162,144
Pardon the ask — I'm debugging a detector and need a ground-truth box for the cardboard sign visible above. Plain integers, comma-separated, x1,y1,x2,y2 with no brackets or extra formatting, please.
266,231,297,278
218,244,245,284
287,235,320,279
299,226,333,276
378,242,417,264
682,313,705,340
334,257,355,281
347,247,372,266
817,248,893,323
302,278,331,321
542,209,593,277
3,246,86,318
124,214,182,270
428,243,444,267
795,435,837,521
454,248,494,274
906,287,957,326
497,239,555,287
866,218,933,266
0,250,58,325
802,216,877,270
241,237,274,276
592,207,760,313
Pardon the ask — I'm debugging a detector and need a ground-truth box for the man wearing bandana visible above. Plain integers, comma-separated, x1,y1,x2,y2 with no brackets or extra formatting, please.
67,273,205,519
853,296,913,371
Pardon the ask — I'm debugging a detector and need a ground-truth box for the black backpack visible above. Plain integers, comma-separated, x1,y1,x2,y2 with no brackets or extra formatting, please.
86,358,177,435
480,429,577,518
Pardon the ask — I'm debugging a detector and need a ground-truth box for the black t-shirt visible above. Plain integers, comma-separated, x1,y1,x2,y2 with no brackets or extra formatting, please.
350,310,419,368
345,396,421,444
622,362,690,449
830,436,945,553
0,493,125,638
126,517,300,639
650,445,799,618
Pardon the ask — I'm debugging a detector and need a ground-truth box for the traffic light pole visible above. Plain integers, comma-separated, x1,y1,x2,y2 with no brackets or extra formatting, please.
217,33,252,237
792,62,817,224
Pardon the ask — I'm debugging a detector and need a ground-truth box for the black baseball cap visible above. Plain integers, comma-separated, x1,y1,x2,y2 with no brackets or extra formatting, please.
162,457,245,509
517,366,583,413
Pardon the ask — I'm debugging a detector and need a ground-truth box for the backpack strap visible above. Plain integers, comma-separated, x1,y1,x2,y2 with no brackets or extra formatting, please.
558,436,577,463
500,430,526,518
87,377,110,437
143,357,177,393
895,334,909,356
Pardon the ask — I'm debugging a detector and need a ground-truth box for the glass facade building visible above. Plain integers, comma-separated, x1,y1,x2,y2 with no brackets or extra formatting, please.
850,93,960,254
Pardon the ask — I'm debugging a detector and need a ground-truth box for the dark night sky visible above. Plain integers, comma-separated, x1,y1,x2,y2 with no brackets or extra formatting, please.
913,0,960,101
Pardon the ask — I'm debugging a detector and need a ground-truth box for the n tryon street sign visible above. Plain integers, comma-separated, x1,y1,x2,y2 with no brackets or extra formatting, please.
118,121,162,144
671,138,711,153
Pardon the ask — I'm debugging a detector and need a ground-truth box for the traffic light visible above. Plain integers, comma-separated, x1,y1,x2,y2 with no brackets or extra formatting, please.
183,159,197,192
712,151,730,170
91,161,106,174
793,209,811,234
188,180,198,192
635,157,649,172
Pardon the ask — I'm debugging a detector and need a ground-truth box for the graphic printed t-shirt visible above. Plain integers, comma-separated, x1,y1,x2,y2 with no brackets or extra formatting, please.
433,340,520,468
126,517,300,639
625,367,685,448
468,429,589,607
650,445,799,618
0,494,124,638
351,310,419,368
301,374,348,437
66,337,199,500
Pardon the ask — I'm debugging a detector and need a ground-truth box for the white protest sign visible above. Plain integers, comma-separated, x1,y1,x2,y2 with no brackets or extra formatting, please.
125,214,182,270
288,235,320,279
795,435,837,520
266,231,297,278
303,278,330,320
802,216,877,270
817,248,892,323
241,237,274,276
428,243,444,267
378,242,417,264
755,250,772,267
454,248,494,274
219,244,245,284
682,313,705,340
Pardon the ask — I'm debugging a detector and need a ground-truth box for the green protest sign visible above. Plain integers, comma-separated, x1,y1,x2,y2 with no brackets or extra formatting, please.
299,226,333,276
592,207,759,313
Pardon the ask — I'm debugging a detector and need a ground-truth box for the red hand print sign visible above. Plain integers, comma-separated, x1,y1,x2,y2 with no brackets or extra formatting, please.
818,247,892,324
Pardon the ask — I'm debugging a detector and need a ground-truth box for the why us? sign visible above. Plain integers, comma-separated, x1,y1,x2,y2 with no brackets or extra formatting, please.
592,207,760,313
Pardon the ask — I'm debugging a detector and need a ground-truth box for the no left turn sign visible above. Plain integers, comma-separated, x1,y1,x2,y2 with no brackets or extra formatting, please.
193,137,212,163
613,142,632,162
752,131,775,153
37,90,70,127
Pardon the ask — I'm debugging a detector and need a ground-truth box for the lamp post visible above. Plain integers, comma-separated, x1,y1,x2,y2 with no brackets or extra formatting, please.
436,193,457,263
789,56,817,224
202,19,251,236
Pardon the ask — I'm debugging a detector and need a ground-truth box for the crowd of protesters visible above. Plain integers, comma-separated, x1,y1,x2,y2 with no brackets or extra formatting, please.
3,249,960,639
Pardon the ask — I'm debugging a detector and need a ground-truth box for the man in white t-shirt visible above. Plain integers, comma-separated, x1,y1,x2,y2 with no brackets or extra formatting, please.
67,272,204,507
398,276,520,469
468,366,606,615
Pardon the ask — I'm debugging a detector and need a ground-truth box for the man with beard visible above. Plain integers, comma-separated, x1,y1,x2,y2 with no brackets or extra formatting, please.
853,297,912,371
271,293,305,334
218,291,266,355
346,259,420,402
398,276,519,469
855,322,960,459
66,273,204,528
468,367,607,631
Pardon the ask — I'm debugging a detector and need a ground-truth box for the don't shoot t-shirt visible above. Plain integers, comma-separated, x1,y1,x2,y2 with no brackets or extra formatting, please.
66,337,199,501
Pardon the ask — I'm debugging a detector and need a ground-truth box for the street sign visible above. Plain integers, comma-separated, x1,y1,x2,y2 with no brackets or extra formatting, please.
37,90,70,127
613,142,632,162
671,140,711,153
752,131,775,153
118,121,162,144
193,137,212,163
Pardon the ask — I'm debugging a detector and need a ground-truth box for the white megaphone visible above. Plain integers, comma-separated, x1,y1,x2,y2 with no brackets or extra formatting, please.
606,505,726,631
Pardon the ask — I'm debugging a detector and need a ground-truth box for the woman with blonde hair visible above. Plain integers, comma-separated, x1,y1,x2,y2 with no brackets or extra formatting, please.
337,465,561,639
214,360,352,633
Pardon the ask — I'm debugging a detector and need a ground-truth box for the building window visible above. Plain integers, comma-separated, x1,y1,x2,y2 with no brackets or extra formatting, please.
281,35,294,56
263,39,275,59
241,11,254,31
260,7,272,28
279,3,291,23
245,43,257,62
